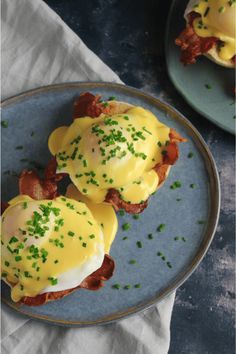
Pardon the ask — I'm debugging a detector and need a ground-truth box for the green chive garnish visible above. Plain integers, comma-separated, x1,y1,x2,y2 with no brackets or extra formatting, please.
134,283,141,288
129,259,136,264
118,209,125,216
112,283,121,289
122,223,130,231
133,214,139,220
124,285,131,289
136,241,142,248
205,84,212,89
188,152,194,158
1,121,8,128
157,224,165,232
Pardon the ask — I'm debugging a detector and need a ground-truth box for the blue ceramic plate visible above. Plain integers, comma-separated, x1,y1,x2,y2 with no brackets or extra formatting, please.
165,0,235,135
1,82,220,326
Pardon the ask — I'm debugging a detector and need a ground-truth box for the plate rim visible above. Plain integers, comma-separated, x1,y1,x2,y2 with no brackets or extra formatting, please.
165,0,235,136
1,82,221,327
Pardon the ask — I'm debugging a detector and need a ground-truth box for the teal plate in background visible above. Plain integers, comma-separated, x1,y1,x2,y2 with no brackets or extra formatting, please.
165,0,235,135
1,82,220,326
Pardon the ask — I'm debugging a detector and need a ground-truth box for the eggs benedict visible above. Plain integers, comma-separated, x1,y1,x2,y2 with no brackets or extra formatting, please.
175,0,236,67
1,172,117,306
48,92,186,214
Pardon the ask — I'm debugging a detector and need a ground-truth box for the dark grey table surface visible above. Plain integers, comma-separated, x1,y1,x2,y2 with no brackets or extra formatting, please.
44,1,235,353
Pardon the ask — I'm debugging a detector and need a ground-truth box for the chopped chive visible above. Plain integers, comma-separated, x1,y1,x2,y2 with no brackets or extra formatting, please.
148,233,153,239
166,262,172,269
133,214,140,220
157,224,165,232
108,96,116,101
122,236,128,240
176,198,182,202
118,209,125,216
134,283,141,288
124,284,131,289
1,120,8,128
48,277,58,285
122,223,130,231
82,188,87,193
198,220,205,224
89,234,95,239
136,241,142,248
112,283,121,289
204,6,210,16
188,152,194,158
205,84,212,90
9,236,19,244
1,272,7,278
82,242,87,248
218,6,225,12
129,259,136,264
190,183,196,189
54,260,59,264
4,261,10,267
15,145,23,150
170,181,181,189
68,231,74,237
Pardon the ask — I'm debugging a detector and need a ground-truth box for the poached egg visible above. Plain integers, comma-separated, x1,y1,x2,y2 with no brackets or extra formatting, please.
1,195,117,302
48,106,170,205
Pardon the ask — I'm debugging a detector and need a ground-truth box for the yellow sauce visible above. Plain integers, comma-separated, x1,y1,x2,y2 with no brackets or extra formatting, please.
48,106,170,204
66,184,118,253
1,195,109,302
192,0,236,60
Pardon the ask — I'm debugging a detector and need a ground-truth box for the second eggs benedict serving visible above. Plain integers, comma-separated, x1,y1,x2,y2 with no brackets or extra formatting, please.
175,0,236,67
48,93,186,214
1,173,117,306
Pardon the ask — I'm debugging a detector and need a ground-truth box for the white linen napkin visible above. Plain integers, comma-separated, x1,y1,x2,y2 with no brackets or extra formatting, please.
1,1,175,353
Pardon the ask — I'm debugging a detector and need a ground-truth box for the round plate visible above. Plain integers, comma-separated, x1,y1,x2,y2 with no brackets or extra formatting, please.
165,0,235,135
1,82,220,326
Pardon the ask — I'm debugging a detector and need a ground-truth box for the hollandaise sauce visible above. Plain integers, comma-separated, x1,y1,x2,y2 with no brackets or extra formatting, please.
48,107,170,204
192,0,236,61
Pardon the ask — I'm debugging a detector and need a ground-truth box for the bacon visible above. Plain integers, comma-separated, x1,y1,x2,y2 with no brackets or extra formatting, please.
20,254,115,306
19,170,58,200
73,92,103,119
175,12,217,65
44,157,66,182
1,201,9,214
154,164,170,185
169,128,187,143
105,189,148,214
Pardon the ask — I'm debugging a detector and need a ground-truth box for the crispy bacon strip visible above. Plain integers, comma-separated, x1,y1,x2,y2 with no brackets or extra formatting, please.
175,12,217,65
1,201,9,214
154,164,170,185
105,189,148,214
44,157,66,182
20,254,115,306
19,170,58,200
73,92,103,119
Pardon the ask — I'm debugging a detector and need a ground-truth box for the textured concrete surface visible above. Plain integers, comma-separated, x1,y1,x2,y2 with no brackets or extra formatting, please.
44,1,235,353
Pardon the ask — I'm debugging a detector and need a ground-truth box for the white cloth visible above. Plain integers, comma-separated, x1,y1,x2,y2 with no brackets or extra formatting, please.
1,0,175,353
